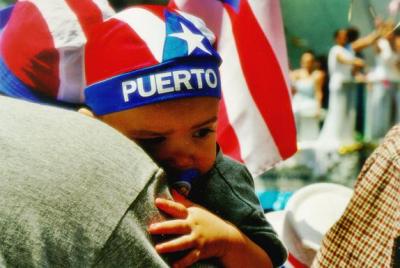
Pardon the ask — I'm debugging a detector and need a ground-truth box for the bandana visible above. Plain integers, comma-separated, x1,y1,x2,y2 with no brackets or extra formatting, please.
84,6,222,115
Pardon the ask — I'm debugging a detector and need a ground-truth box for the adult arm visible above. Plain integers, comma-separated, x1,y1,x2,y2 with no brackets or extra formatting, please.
336,52,365,67
350,31,380,52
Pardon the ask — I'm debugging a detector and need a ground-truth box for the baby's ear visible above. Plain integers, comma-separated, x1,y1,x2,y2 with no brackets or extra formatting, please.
78,107,95,118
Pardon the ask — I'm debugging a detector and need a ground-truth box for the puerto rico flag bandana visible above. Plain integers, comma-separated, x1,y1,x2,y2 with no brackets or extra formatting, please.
84,6,222,115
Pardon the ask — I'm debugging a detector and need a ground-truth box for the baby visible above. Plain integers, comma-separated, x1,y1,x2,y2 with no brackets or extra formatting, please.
81,5,286,268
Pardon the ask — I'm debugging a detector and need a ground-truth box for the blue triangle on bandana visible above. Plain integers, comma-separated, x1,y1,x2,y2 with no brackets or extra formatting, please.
0,5,14,30
219,0,240,12
163,10,217,62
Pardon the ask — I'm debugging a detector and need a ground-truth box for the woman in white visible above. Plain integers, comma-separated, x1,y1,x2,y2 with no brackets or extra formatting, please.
290,51,324,141
319,29,364,149
366,24,400,140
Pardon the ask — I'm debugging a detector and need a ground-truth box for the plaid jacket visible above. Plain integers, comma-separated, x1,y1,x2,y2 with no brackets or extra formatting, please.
312,124,400,267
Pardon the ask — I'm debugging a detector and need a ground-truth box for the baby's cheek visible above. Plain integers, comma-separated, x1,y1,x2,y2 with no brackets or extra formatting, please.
199,155,217,174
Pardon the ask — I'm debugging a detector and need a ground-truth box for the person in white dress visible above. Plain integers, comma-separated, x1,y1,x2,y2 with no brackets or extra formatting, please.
366,24,400,140
290,51,324,141
318,29,365,149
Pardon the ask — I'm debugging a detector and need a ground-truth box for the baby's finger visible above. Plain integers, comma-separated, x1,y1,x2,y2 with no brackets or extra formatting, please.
155,198,188,218
148,219,190,235
173,249,201,268
155,234,194,254
171,190,192,207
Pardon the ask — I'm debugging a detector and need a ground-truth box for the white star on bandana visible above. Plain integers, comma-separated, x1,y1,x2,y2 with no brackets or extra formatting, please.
169,22,211,55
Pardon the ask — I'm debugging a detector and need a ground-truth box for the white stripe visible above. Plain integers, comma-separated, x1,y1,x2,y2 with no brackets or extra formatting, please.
248,0,291,94
26,0,87,48
113,8,166,63
24,0,87,103
218,8,281,176
92,0,115,20
58,49,85,103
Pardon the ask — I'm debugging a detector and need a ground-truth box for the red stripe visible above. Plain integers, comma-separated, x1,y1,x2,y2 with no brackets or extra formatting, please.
224,1,296,158
85,19,158,85
0,2,59,98
288,253,309,268
65,0,104,38
168,2,178,9
139,4,167,20
217,98,243,162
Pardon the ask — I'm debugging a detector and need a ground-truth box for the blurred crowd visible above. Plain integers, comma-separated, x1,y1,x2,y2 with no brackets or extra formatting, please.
290,20,400,149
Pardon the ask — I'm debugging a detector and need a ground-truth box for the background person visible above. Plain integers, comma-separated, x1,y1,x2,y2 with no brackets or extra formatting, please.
346,26,368,137
318,28,365,148
366,22,400,141
290,50,324,141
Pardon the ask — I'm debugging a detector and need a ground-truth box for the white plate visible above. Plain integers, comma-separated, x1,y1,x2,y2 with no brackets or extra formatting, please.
285,183,353,250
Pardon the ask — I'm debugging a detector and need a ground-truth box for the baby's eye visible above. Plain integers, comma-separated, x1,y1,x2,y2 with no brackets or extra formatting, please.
193,128,215,138
135,137,166,146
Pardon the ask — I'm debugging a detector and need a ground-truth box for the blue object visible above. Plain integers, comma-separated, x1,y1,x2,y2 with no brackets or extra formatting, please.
257,190,293,212
0,57,44,102
85,59,221,115
172,169,200,197
219,0,240,12
0,5,13,30
164,10,220,62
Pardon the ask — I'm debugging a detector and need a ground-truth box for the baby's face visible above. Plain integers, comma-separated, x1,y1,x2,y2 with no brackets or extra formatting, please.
100,97,219,176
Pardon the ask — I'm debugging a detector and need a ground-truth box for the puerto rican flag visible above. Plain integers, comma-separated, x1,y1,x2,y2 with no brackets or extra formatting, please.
169,0,297,176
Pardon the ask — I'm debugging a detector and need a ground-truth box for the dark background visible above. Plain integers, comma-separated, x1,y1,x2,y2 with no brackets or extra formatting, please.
109,0,167,10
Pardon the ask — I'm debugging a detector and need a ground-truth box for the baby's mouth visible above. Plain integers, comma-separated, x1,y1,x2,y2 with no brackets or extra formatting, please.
166,169,201,197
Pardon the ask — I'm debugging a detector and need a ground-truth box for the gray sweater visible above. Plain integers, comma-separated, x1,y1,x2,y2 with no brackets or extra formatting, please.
0,96,218,267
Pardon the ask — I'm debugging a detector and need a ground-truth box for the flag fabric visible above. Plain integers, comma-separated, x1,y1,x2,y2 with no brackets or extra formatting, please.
169,0,297,176
0,0,115,105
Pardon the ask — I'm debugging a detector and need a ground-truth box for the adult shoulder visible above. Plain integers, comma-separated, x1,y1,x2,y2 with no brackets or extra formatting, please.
0,96,162,266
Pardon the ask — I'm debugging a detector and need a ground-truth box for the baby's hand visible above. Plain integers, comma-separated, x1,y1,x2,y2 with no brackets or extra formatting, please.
148,191,238,268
